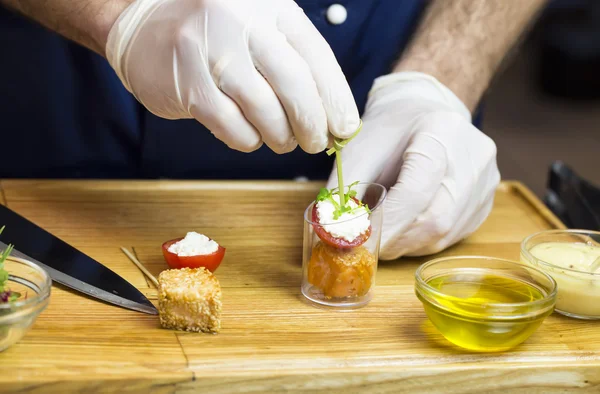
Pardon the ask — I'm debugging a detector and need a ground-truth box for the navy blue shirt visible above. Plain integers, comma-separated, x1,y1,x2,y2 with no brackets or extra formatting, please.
0,1,426,179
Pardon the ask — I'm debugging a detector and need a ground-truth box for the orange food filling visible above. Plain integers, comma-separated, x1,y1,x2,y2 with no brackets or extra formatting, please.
307,241,376,298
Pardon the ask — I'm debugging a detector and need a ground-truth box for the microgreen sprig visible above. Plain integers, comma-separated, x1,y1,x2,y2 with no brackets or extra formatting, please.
316,182,370,220
0,226,20,302
316,121,370,219
326,120,363,156
325,120,363,209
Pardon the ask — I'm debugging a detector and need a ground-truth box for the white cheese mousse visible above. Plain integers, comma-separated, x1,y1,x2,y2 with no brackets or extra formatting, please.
523,241,600,318
316,194,370,242
528,242,600,272
168,232,219,256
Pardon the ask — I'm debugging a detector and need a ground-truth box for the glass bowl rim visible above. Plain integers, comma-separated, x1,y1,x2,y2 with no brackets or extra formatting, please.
521,229,600,277
303,182,387,225
0,256,52,311
415,255,558,311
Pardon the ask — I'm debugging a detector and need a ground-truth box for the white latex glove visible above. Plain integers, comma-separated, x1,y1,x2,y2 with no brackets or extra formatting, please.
327,72,500,260
106,0,359,154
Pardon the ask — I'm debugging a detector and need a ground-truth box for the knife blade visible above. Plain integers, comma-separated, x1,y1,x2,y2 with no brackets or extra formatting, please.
0,203,157,315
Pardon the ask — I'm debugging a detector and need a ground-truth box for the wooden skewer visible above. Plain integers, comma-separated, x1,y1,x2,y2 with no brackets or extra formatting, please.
120,247,159,288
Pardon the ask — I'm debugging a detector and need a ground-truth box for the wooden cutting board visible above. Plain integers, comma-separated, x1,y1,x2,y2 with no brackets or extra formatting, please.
0,179,598,393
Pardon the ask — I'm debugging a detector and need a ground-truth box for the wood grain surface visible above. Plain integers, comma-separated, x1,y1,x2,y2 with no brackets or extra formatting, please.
0,179,597,394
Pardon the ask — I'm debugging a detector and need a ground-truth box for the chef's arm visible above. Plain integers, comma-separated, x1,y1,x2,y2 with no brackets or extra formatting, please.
394,0,548,112
0,0,132,56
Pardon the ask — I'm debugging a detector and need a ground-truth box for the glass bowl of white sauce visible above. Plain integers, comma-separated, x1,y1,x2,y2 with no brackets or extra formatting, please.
521,229,600,319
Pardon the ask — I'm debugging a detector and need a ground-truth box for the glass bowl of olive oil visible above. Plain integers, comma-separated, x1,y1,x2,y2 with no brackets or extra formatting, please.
415,256,557,352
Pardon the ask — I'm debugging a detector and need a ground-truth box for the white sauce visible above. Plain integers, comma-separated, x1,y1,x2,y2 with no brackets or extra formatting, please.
523,241,600,318
168,232,218,256
528,242,600,272
316,194,370,242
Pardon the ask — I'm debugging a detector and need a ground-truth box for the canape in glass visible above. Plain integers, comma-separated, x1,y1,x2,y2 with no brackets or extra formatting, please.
301,182,386,308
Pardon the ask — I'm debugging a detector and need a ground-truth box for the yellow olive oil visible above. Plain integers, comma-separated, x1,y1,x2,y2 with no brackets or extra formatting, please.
418,272,550,352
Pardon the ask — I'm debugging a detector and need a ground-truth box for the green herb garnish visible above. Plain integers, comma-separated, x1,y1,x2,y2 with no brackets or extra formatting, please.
0,226,20,302
325,120,363,209
316,121,370,219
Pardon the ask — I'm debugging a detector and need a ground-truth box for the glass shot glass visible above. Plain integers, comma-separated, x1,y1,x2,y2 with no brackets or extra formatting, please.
301,182,387,308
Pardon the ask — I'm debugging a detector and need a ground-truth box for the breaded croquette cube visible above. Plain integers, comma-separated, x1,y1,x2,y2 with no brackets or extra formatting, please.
157,267,222,333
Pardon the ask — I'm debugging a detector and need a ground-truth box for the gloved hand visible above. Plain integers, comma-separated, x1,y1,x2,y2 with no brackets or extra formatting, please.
106,0,359,154
327,72,500,260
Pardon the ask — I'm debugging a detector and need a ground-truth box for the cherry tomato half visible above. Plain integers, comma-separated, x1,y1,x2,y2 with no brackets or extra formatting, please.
311,197,371,249
161,238,226,272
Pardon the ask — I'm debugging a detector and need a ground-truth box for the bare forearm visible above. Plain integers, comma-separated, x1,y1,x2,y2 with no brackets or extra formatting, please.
394,0,548,112
0,0,133,56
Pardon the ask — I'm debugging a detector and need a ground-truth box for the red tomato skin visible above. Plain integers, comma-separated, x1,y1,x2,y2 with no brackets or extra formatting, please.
311,197,371,249
161,238,225,272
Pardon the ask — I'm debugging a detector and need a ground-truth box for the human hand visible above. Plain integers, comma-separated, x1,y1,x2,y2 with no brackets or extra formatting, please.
327,72,500,260
106,0,359,153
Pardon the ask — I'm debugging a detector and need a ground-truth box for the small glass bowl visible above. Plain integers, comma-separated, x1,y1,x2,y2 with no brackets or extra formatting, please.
415,256,557,352
521,229,600,319
301,182,386,308
0,256,51,352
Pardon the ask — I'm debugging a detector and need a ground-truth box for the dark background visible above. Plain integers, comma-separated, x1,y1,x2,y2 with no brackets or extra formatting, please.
483,0,600,198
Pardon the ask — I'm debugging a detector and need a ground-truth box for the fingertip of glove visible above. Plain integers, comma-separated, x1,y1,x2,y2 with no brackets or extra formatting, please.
229,139,264,153
327,112,361,140
267,138,298,154
298,133,329,154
